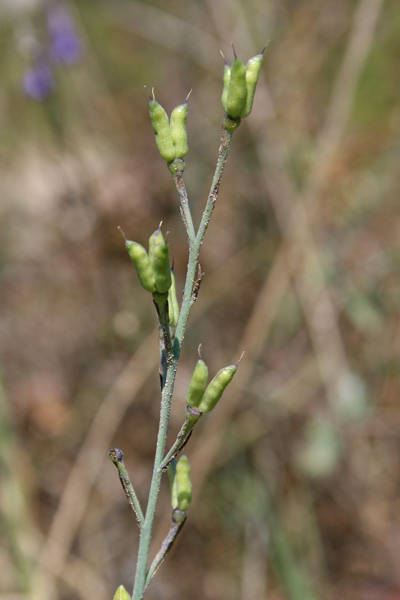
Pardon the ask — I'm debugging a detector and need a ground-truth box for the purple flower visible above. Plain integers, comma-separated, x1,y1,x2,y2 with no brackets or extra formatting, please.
47,3,83,64
22,60,54,100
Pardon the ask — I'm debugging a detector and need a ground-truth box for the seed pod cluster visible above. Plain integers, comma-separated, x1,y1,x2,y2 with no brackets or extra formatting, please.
168,455,192,512
185,351,238,413
125,225,172,294
221,46,265,122
149,94,189,164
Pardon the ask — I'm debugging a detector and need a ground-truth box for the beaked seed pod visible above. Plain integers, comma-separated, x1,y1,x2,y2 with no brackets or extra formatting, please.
239,52,264,118
186,352,208,408
197,364,237,413
225,58,247,119
168,267,179,327
149,98,176,163
170,102,188,160
149,227,172,293
113,585,130,600
125,240,157,293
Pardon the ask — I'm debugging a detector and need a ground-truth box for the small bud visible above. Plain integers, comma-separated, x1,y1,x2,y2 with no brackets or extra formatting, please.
113,585,130,600
172,508,186,524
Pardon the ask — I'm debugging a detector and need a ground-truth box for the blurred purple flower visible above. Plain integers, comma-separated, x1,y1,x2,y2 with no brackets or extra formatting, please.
22,60,54,100
47,3,83,64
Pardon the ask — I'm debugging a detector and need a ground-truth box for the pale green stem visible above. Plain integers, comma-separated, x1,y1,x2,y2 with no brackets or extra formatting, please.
132,125,233,600
159,408,202,472
109,448,144,528
144,516,186,590
173,169,196,244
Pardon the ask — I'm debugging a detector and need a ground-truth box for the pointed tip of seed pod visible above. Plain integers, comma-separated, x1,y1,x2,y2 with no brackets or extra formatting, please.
158,220,163,230
108,448,124,463
219,49,227,64
231,42,237,59
117,226,127,241
144,85,153,101
236,350,245,367
185,89,193,103
261,40,270,55
197,343,203,359
113,585,131,600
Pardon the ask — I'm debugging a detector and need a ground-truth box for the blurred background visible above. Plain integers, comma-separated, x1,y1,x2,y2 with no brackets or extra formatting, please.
1,0,399,598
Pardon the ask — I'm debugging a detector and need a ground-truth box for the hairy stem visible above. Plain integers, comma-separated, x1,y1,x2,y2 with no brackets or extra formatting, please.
132,125,233,600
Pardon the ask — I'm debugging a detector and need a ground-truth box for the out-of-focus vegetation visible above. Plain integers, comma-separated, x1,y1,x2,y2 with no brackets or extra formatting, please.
1,0,400,599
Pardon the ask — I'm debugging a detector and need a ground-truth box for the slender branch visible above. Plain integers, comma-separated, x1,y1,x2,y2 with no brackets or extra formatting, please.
173,169,196,244
159,407,201,472
175,125,233,346
132,124,234,600
108,448,144,528
144,513,186,590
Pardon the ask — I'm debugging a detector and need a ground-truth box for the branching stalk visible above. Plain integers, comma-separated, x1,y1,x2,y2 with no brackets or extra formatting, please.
131,125,233,600
108,449,144,529
144,515,186,590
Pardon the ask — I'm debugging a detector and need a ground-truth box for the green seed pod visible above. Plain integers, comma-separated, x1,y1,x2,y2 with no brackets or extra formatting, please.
113,585,130,600
239,51,264,118
225,57,247,119
149,98,176,163
175,454,192,512
186,349,208,408
149,227,172,293
221,59,231,114
170,102,188,160
168,455,192,511
168,267,179,327
168,458,179,510
125,240,157,293
197,364,237,413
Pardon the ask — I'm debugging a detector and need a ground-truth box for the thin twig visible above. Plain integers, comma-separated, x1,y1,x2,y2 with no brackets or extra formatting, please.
108,448,145,528
144,516,186,589
132,124,234,600
173,169,196,244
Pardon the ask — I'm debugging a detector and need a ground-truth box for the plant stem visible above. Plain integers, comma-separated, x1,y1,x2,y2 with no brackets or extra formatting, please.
159,408,201,472
108,448,144,528
173,169,196,244
144,516,186,590
131,125,233,600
